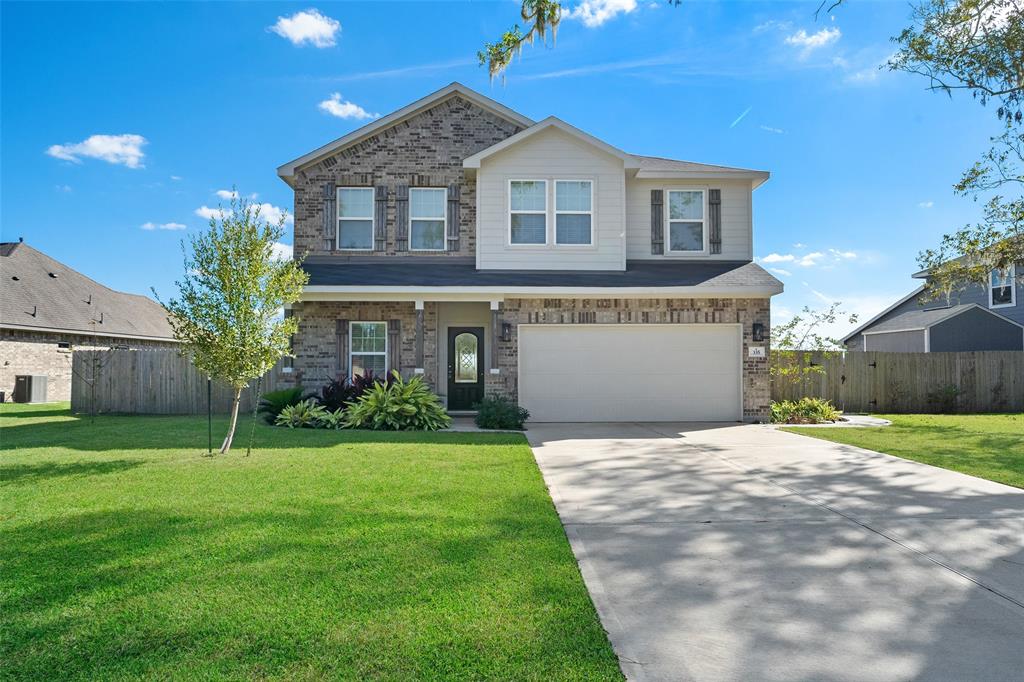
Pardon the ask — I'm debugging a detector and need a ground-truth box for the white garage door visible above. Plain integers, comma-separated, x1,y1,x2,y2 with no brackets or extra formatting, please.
518,325,742,422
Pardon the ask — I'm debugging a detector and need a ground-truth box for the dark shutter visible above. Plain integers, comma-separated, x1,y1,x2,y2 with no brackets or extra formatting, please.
387,320,401,374
374,185,388,252
322,182,336,251
395,184,409,252
709,189,722,255
650,189,664,255
446,183,461,252
284,309,295,369
336,319,349,377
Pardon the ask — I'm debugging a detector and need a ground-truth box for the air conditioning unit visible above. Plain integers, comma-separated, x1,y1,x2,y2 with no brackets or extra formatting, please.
13,375,48,403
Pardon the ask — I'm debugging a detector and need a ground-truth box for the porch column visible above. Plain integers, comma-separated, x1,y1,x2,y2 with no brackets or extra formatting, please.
490,300,501,374
387,320,400,375
414,300,425,374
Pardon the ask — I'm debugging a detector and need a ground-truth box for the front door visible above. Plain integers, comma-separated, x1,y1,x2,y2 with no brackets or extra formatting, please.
447,327,484,411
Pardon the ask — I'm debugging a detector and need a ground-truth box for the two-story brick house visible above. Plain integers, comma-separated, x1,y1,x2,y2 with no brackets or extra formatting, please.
277,83,782,422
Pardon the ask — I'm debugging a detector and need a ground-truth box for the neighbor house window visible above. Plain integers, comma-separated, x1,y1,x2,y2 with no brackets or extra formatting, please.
555,180,593,245
350,321,387,377
990,265,1016,308
337,187,374,250
409,188,446,251
509,180,547,245
667,190,705,252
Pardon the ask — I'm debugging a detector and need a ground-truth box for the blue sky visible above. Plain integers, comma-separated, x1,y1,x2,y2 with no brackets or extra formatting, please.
1,1,996,337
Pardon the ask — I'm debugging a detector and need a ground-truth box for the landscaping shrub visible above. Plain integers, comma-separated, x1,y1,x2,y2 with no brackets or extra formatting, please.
275,398,326,428
318,371,393,411
315,408,346,430
343,371,451,431
258,387,307,424
474,396,529,430
926,384,961,414
770,397,842,424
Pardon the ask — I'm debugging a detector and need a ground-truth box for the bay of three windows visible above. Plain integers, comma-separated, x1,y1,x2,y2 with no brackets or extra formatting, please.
510,180,593,246
337,187,446,251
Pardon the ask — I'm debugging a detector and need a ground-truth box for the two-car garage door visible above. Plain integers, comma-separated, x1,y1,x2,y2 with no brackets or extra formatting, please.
518,325,742,422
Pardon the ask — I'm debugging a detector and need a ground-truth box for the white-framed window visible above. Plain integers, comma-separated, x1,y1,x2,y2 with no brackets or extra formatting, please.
409,187,447,251
509,179,547,245
666,189,706,252
990,265,1017,308
555,180,593,245
337,187,375,250
350,321,387,377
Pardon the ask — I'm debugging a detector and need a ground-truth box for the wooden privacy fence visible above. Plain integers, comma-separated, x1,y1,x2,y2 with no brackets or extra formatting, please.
71,349,292,415
771,351,1024,413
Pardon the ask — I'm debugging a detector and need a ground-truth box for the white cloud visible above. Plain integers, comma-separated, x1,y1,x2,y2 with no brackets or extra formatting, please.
269,9,340,48
46,134,147,168
170,175,182,181
770,268,792,277
754,19,792,34
141,221,187,231
760,253,795,264
318,92,379,120
566,0,638,27
760,125,785,134
195,205,229,221
918,200,934,209
797,251,825,266
195,202,292,225
828,248,857,260
785,27,841,56
271,242,293,261
215,189,258,201
55,184,72,193
793,242,806,249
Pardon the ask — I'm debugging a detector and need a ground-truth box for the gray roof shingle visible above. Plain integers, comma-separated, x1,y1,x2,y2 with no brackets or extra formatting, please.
1,241,177,341
867,304,993,333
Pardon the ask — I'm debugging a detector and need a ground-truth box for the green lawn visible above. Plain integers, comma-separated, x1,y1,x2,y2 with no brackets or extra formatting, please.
784,413,1024,489
0,402,622,681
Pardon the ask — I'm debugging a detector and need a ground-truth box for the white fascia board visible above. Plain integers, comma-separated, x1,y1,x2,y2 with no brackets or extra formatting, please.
463,117,638,170
634,169,771,189
862,327,927,335
300,284,784,302
277,83,534,186
0,322,180,343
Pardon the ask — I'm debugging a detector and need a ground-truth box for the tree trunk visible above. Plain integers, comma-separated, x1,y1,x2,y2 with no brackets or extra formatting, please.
220,388,242,454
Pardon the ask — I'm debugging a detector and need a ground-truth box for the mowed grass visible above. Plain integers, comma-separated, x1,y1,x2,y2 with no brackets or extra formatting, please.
784,413,1024,489
0,403,622,681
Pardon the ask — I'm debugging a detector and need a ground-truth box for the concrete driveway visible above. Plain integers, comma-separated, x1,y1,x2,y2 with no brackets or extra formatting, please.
527,422,1024,682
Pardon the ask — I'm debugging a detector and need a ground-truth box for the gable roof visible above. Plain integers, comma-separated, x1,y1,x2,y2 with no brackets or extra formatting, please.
841,285,926,343
862,302,1024,334
462,116,640,169
276,82,534,186
628,154,771,188
0,241,178,341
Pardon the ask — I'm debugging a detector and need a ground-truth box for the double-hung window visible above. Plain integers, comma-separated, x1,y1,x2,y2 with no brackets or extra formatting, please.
667,190,705,252
510,180,547,245
555,180,593,245
337,188,374,250
350,321,387,378
410,188,446,251
990,265,1016,308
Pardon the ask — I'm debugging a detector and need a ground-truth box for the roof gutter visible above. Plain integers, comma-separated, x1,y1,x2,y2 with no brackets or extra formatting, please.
300,284,784,302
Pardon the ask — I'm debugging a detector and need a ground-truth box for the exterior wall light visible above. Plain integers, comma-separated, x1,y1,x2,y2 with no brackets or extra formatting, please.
752,323,766,343
501,322,513,343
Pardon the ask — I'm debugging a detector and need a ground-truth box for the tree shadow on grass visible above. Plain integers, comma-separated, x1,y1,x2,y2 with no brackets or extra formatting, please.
0,459,143,484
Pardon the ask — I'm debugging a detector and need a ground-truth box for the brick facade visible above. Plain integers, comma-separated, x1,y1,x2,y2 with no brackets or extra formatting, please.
293,95,524,258
291,297,771,421
0,329,177,402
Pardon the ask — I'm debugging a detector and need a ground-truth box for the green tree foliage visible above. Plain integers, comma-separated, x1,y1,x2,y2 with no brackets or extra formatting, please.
771,302,857,386
156,196,308,453
888,0,1024,295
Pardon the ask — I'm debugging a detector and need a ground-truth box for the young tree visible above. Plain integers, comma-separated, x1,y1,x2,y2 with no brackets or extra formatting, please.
888,0,1024,294
771,302,858,386
156,196,308,453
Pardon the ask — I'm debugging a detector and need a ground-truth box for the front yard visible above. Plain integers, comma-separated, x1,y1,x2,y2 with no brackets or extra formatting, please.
784,413,1024,489
0,403,622,681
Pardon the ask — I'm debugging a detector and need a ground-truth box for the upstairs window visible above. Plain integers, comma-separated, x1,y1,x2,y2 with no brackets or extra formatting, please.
990,265,1016,308
337,188,374,250
509,180,547,245
350,322,387,377
555,180,593,245
667,190,705,252
410,188,446,251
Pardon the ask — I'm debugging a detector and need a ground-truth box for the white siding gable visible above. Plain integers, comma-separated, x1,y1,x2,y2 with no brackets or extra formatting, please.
475,127,626,271
626,178,752,261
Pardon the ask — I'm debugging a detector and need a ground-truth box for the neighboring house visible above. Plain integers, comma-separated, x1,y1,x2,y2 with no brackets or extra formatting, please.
0,240,178,402
843,262,1024,352
277,83,782,422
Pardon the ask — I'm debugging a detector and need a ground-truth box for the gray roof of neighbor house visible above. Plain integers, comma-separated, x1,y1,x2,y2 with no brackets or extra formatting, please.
301,258,782,293
865,303,1022,333
0,241,177,341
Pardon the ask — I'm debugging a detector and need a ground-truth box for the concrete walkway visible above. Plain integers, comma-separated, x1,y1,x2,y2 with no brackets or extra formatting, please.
527,422,1024,682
